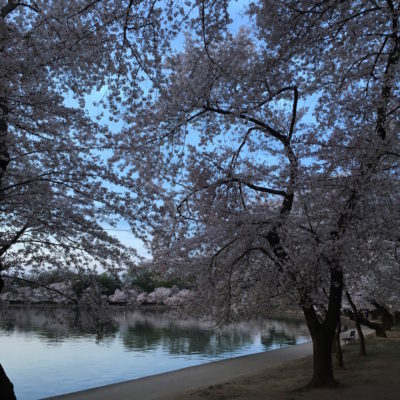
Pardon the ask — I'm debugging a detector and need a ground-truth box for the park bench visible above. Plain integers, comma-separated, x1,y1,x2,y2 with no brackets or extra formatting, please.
343,330,356,344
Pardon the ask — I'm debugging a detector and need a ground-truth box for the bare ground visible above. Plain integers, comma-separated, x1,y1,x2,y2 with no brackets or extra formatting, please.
168,330,400,400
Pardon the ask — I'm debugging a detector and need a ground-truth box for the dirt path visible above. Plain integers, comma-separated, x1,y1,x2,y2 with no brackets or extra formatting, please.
167,330,400,400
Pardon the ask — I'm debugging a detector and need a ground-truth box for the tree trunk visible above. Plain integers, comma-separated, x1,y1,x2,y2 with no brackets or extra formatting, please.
334,319,344,367
311,329,336,387
0,364,16,400
371,300,393,330
371,323,387,338
0,98,10,200
356,321,366,355
346,307,387,338
301,267,343,388
345,290,366,356
0,268,17,400
303,307,338,387
355,318,367,356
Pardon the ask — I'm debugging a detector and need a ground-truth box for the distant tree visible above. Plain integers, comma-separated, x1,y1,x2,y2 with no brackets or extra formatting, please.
96,272,121,296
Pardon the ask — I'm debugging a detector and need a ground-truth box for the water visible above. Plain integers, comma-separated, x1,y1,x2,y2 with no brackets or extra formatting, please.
0,307,310,400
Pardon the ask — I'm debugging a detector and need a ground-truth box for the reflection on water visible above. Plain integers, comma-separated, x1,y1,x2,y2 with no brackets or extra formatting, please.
121,321,254,356
0,307,309,400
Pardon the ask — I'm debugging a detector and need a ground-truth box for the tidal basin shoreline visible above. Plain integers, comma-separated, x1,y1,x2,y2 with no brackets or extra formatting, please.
43,340,313,400
44,328,375,400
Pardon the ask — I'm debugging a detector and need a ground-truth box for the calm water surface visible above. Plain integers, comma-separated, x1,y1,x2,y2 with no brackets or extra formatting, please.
0,307,310,400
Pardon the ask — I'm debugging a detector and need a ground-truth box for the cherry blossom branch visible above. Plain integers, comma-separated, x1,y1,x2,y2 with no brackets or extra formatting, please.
208,237,240,282
370,36,389,81
0,223,29,258
1,0,19,18
203,104,288,143
200,0,224,73
238,182,247,211
232,245,275,266
376,0,400,139
249,85,298,143
177,177,287,219
66,0,102,19
288,86,298,142
230,127,263,167
15,2,40,14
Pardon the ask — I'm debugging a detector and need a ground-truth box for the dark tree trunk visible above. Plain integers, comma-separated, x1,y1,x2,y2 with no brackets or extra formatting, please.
303,307,338,387
334,319,344,367
371,323,387,338
0,268,17,400
0,286,17,400
345,290,366,356
302,267,343,388
371,300,393,330
0,98,10,199
0,364,16,400
355,319,366,355
0,276,16,399
346,307,387,338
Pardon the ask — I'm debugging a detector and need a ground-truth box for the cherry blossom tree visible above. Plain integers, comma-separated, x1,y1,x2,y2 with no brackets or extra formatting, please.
0,0,191,286
262,1,399,385
115,0,399,389
0,0,398,396
0,0,191,396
